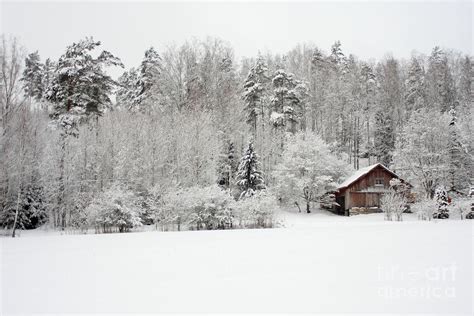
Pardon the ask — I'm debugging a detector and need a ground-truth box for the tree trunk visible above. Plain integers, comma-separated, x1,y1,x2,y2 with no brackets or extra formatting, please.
11,190,21,238
294,201,302,213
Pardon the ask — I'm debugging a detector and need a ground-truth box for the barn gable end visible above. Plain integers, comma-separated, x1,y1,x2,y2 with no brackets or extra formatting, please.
334,163,410,215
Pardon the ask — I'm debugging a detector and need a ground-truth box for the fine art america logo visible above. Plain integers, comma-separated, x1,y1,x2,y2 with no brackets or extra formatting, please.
377,263,457,299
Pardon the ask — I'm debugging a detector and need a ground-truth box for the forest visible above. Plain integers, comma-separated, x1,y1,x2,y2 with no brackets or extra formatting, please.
0,35,472,233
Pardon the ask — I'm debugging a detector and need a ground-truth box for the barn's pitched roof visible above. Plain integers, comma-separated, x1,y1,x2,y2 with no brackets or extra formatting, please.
336,163,401,191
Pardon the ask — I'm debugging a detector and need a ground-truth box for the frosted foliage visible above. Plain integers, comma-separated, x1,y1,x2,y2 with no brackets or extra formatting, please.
273,132,352,212
86,186,142,233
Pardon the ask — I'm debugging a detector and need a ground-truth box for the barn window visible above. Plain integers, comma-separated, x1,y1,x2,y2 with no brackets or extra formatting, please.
375,178,384,186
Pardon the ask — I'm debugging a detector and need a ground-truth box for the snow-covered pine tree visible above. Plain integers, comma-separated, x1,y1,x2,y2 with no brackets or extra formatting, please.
21,51,44,101
329,40,346,68
44,37,122,228
458,56,472,111
270,69,304,133
360,62,377,160
373,109,394,166
287,78,309,134
217,140,238,190
426,46,456,112
308,47,329,134
116,47,162,112
236,141,266,199
243,55,268,134
405,56,425,115
134,47,162,111
46,37,123,135
447,104,465,192
41,58,55,101
116,68,139,109
270,69,290,128
434,186,449,219
360,63,376,110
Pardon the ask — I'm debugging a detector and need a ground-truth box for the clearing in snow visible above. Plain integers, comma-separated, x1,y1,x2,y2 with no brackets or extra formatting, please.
1,210,473,314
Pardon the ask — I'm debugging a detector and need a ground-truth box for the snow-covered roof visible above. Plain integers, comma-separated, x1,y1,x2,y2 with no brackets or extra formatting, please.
336,163,398,191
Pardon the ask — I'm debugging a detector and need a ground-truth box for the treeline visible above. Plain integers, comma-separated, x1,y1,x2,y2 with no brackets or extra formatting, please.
0,35,472,232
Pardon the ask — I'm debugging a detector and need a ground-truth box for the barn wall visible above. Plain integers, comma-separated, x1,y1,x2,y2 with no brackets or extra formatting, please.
347,166,394,192
340,166,405,212
350,192,381,208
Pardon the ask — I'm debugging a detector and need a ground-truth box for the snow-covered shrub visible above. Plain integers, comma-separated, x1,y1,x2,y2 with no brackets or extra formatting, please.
451,198,473,220
162,185,234,231
86,186,142,233
145,184,171,230
381,183,407,221
411,198,437,221
69,192,94,232
231,191,277,228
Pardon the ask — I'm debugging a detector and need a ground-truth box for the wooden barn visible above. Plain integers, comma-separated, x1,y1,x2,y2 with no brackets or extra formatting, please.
334,163,411,216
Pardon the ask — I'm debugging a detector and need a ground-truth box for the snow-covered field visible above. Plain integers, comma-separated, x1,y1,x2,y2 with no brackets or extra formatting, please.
1,210,473,314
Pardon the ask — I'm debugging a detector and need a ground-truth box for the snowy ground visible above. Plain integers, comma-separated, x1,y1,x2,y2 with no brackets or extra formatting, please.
1,210,473,314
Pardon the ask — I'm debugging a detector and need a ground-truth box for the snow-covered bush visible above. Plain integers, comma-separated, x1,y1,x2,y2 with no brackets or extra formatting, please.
162,185,234,231
231,191,277,228
411,198,437,221
69,192,94,232
451,198,473,220
145,184,172,230
86,186,142,233
381,181,407,221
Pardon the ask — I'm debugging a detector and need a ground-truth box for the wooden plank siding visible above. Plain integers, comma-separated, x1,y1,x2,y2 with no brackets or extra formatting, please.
350,192,381,208
335,164,411,214
345,168,393,193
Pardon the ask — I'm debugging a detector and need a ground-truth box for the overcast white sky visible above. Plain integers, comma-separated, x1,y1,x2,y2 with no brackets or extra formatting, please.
1,0,472,74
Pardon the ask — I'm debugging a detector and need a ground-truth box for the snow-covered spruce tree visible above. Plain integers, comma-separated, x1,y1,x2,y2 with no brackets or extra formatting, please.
270,69,306,134
116,67,139,109
0,184,47,230
458,56,472,111
329,40,346,68
309,48,330,133
373,109,394,166
116,47,162,112
434,187,449,219
236,142,266,199
447,105,468,192
134,47,162,111
41,58,56,96
243,55,268,134
21,51,44,101
426,46,456,112
217,140,238,190
405,56,425,115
